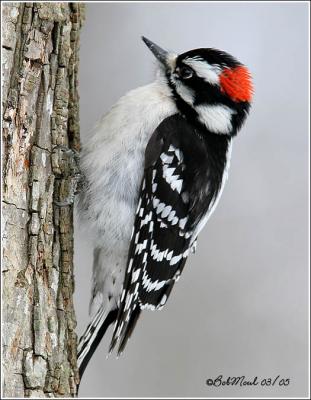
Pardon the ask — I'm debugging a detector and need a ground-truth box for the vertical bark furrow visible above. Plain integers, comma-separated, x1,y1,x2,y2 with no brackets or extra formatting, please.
2,3,85,398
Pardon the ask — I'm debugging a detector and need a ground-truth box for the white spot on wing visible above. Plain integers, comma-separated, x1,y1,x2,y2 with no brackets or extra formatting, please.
163,166,175,179
142,270,168,293
153,197,160,208
160,153,174,164
179,217,187,230
167,210,176,222
149,220,154,233
161,205,172,218
156,202,165,214
172,216,178,225
170,254,182,265
171,178,182,193
140,303,156,311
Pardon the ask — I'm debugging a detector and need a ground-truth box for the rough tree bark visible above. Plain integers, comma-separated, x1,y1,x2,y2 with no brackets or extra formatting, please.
2,3,85,397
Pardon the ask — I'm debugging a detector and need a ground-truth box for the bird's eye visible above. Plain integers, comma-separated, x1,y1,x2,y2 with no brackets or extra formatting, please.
178,66,194,79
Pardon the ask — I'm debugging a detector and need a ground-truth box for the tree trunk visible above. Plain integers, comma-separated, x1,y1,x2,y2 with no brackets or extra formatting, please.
2,3,85,397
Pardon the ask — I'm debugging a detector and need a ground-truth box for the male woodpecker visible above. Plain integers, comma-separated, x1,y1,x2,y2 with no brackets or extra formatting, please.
77,37,253,379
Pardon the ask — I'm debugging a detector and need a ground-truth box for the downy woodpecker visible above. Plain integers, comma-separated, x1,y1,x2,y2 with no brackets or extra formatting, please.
77,37,253,379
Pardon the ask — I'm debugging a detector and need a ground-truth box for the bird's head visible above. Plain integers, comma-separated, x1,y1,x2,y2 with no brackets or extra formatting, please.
142,37,253,136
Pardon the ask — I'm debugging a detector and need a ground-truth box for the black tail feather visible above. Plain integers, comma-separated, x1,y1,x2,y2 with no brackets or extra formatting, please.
109,305,142,356
78,309,118,383
117,306,141,356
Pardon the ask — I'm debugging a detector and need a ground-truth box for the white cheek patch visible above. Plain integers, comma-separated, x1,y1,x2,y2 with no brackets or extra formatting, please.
196,104,235,134
183,58,221,85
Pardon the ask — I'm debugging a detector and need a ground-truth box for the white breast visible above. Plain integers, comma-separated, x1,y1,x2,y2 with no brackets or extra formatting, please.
80,79,177,254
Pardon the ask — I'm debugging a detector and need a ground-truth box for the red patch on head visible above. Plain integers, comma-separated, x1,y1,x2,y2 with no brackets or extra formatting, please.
219,66,253,102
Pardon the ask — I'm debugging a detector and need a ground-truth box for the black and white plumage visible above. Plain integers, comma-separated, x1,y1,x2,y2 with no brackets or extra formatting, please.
109,114,232,354
77,37,253,379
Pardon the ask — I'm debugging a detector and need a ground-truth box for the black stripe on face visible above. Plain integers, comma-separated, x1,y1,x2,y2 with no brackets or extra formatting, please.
170,69,238,108
162,46,251,136
166,70,199,122
166,69,250,136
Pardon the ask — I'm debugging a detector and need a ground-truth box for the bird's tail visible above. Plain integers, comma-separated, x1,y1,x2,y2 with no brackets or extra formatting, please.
77,306,118,380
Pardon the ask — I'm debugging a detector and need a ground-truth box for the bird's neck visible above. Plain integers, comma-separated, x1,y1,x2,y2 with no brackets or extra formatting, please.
174,94,236,138
158,78,236,137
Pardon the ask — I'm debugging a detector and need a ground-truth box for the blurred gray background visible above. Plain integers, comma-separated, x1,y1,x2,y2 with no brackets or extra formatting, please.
74,2,309,397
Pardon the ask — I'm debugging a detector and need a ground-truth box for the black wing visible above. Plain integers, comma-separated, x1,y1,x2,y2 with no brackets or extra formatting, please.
109,114,229,355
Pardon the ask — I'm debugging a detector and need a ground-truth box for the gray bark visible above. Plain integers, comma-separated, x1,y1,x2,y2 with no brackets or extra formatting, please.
2,3,85,397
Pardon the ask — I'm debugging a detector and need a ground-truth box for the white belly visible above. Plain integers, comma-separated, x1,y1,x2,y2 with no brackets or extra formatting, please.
79,80,177,315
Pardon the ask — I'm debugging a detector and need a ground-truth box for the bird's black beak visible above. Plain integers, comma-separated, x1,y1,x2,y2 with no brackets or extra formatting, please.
141,36,169,67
